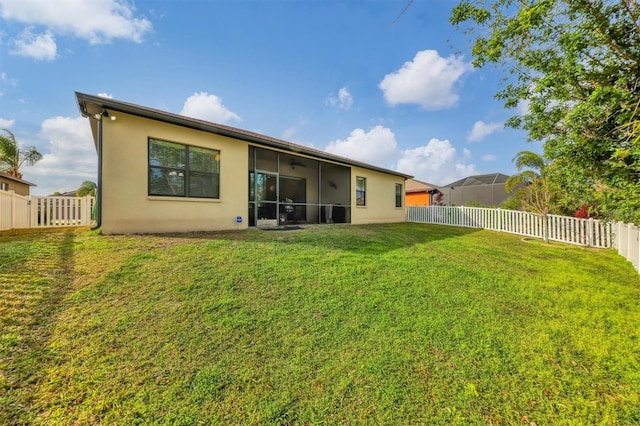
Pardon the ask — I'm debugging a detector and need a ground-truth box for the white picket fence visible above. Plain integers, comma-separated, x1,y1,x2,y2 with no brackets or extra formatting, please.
407,206,612,247
614,222,640,272
407,206,640,273
0,189,95,231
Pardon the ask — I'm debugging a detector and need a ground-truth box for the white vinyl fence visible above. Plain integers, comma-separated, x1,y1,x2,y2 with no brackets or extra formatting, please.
0,190,30,230
0,190,95,231
407,206,640,273
613,222,640,272
407,206,612,247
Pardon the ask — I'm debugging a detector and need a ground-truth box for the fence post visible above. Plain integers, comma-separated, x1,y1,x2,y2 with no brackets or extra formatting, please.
637,225,640,273
32,197,39,227
83,195,91,225
628,223,633,264
586,218,593,247
497,208,502,232
617,222,625,256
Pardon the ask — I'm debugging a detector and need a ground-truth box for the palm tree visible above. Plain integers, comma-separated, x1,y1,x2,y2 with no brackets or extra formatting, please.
505,151,552,212
505,151,545,189
0,129,43,179
506,150,553,241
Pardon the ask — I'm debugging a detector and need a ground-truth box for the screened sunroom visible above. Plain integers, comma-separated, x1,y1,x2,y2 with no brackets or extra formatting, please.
248,146,351,226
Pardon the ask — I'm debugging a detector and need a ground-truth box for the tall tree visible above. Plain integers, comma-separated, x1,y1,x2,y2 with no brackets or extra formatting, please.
0,129,43,179
76,181,97,197
505,150,554,214
451,0,640,223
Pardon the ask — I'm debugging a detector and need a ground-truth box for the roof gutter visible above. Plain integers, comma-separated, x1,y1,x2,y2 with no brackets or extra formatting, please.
78,105,102,231
92,116,102,231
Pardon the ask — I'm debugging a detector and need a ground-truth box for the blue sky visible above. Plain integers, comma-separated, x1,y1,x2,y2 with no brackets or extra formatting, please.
0,0,540,196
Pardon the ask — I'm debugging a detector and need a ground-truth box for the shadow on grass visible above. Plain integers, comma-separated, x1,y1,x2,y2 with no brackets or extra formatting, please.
153,222,481,255
0,229,77,424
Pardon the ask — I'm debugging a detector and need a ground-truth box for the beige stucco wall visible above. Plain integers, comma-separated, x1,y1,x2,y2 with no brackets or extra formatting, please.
98,110,408,233
350,167,405,224
0,176,30,196
100,111,249,234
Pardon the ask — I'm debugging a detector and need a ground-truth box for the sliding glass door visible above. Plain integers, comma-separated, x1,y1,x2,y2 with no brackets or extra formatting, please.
255,172,278,225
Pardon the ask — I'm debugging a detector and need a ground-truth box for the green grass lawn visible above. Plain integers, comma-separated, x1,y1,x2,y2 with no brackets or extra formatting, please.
1,224,639,425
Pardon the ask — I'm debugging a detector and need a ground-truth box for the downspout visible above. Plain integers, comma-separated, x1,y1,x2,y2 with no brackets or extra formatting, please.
91,116,103,230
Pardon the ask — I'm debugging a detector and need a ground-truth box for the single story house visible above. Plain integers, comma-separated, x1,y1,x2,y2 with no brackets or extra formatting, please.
0,173,36,196
405,178,440,206
439,173,511,207
75,92,412,234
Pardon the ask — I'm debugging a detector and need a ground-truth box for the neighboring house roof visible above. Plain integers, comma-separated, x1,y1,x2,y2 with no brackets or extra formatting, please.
0,173,36,186
405,178,438,194
48,190,78,197
442,173,510,188
75,92,413,180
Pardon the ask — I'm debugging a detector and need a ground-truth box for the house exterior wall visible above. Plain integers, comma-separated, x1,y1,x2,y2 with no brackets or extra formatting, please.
0,176,30,196
406,192,429,206
101,112,249,234
351,167,405,224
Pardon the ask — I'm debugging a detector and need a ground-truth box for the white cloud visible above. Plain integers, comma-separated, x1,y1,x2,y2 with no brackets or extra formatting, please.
281,119,309,142
379,50,472,110
25,116,97,195
516,99,530,116
325,126,397,165
12,30,57,61
179,92,241,124
326,86,353,110
0,118,15,128
396,138,476,185
0,72,17,97
97,92,113,99
0,0,152,44
282,126,297,140
467,120,503,142
482,154,497,161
